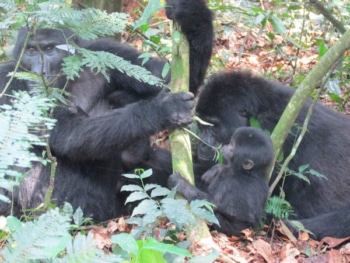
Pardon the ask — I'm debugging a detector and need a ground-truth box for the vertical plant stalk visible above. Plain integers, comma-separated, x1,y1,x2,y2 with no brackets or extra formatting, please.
169,23,194,183
43,138,57,210
268,29,350,180
169,22,212,243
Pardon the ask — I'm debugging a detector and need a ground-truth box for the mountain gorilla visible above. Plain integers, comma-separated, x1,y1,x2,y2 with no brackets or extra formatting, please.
195,70,350,240
168,127,273,236
0,0,213,221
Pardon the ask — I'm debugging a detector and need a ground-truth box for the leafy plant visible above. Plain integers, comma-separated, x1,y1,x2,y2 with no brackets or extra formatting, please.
0,91,56,203
1,203,122,262
284,164,327,185
265,195,294,220
121,169,219,239
112,233,192,263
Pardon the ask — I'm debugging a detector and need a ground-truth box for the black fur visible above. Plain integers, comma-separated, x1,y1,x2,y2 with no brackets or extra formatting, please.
0,0,213,221
196,70,350,240
168,127,273,236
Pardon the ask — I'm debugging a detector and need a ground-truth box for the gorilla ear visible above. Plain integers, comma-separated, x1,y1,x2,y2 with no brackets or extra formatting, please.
242,159,254,170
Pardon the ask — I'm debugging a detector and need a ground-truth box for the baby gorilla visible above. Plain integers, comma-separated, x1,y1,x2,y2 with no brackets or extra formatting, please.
168,127,273,236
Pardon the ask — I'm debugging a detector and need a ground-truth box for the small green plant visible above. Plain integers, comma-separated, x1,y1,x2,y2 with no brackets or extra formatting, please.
111,232,192,263
1,203,122,262
267,163,327,236
121,169,219,237
284,164,327,184
265,194,294,220
120,168,220,262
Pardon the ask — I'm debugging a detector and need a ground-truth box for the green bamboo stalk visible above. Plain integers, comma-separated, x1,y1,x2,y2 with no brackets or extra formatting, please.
169,22,212,243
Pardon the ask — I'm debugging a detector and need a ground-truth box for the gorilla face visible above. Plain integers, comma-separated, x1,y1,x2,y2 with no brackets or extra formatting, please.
15,28,75,85
196,79,254,161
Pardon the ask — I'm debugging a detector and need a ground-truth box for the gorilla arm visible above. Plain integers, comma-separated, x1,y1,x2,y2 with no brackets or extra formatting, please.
49,92,194,161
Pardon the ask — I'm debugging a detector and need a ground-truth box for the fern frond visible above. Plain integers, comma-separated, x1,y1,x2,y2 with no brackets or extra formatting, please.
16,2,129,39
0,91,56,200
73,47,164,86
265,196,294,219
62,9,129,40
2,207,72,262
57,233,123,263
0,2,15,12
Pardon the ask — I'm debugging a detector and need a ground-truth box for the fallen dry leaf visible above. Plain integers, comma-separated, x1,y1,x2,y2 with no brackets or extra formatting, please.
252,239,274,263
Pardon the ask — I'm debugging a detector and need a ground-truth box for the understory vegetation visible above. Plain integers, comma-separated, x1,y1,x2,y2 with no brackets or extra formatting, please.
0,0,349,262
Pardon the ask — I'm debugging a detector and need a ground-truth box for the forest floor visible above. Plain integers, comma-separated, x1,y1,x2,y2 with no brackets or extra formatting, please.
89,2,350,262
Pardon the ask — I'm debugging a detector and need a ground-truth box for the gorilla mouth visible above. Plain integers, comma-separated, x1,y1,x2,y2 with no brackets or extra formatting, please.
197,143,217,161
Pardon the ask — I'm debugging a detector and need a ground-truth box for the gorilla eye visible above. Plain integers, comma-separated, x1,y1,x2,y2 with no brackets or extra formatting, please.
27,47,37,54
242,159,254,170
45,45,55,53
239,110,249,118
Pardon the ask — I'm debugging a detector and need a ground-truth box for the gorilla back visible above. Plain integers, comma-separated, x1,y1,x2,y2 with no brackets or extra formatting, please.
196,71,350,239
0,0,213,221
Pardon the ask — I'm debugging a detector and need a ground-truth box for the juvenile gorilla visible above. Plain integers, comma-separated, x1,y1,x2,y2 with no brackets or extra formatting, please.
196,71,350,240
0,0,213,221
168,127,273,236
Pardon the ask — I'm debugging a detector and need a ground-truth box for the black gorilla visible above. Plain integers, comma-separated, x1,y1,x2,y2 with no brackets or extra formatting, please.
0,0,213,221
196,70,350,240
169,127,273,236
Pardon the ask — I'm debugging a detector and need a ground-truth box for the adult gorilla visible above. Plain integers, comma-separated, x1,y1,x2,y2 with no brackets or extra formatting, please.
0,0,213,221
196,70,350,240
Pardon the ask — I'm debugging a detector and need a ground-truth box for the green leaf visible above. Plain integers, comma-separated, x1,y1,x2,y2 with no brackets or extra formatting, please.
139,53,152,66
328,92,343,105
269,14,286,34
298,164,309,173
249,117,261,129
62,202,74,216
125,191,149,204
3,208,72,261
326,80,341,96
144,183,158,192
254,13,266,25
150,186,170,198
140,168,153,179
143,238,192,257
316,39,328,58
293,172,310,184
137,240,166,263
288,220,313,235
7,216,22,233
73,207,84,226
142,209,162,226
111,233,139,256
122,173,142,179
162,62,170,79
190,200,220,226
161,198,195,228
309,169,328,180
121,184,144,192
266,196,294,219
134,0,163,29
64,233,123,262
131,199,159,217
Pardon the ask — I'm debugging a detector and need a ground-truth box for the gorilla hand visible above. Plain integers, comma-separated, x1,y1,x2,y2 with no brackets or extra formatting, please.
157,91,195,129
